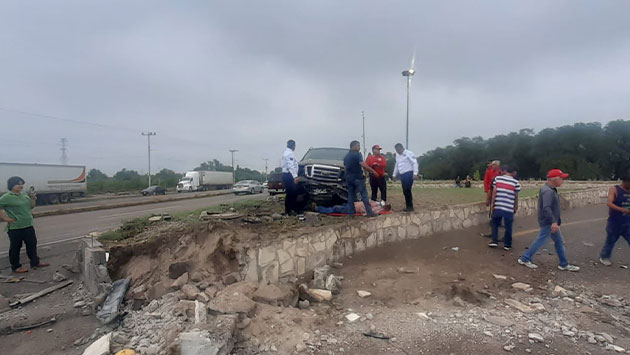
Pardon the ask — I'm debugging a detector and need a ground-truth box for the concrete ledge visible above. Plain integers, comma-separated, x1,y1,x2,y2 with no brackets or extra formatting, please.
77,237,112,296
242,187,607,284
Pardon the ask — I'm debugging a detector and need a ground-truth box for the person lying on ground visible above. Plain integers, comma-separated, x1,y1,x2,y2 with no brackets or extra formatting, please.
317,200,391,215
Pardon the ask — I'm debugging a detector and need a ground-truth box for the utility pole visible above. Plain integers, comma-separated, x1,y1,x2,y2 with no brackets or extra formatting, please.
361,111,366,158
142,132,156,187
60,138,68,165
263,158,269,181
229,149,238,184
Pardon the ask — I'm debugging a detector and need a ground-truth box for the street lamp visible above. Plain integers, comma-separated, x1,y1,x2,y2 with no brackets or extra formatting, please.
402,68,415,149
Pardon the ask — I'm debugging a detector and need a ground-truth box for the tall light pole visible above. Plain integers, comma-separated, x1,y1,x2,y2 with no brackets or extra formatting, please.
229,149,238,184
142,132,156,187
402,68,415,148
263,158,269,181
361,111,366,158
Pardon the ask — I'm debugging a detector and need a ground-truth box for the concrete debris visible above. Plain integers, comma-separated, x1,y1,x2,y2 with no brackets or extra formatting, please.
492,274,507,280
194,300,207,324
168,262,190,279
552,285,570,298
504,299,539,314
599,296,623,307
313,266,331,289
356,290,372,298
308,289,333,302
82,332,111,355
599,332,614,344
325,274,342,295
483,331,493,337
604,344,626,353
182,284,201,300
223,272,241,285
528,333,544,343
74,300,87,308
417,312,431,321
483,315,514,327
397,266,419,273
179,316,237,355
511,282,533,292
451,247,459,251
345,313,360,322
252,284,296,307
131,285,146,300
503,344,515,351
237,317,251,329
190,271,203,282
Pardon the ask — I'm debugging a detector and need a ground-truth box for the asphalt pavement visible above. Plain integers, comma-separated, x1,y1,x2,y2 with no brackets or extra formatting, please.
0,191,269,258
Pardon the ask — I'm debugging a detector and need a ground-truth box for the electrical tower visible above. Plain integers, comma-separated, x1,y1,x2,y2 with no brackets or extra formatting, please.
60,138,68,165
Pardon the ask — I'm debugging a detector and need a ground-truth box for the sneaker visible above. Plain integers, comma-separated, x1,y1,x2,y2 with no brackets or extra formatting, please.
503,246,512,251
380,200,386,207
403,207,415,212
517,258,538,269
599,258,612,266
488,243,498,248
558,264,580,272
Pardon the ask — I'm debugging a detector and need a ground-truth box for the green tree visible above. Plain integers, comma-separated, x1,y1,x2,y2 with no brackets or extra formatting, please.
87,169,108,181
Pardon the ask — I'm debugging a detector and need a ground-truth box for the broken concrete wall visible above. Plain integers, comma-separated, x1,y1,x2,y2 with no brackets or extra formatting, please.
77,237,112,297
243,187,607,284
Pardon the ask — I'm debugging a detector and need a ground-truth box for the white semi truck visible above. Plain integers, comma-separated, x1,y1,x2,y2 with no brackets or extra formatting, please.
0,162,87,204
176,171,233,192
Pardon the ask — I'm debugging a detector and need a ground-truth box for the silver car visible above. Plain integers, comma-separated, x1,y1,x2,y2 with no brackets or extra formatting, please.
232,180,264,195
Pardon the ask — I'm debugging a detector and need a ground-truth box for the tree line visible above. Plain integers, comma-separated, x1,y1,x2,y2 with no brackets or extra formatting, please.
417,120,630,180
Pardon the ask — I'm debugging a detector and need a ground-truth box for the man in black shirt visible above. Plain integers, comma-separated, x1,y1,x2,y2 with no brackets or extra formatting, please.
344,141,377,217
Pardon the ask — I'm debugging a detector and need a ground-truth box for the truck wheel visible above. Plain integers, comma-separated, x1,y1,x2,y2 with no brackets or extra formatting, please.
59,193,70,204
189,187,193,192
48,194,60,204
250,188,255,194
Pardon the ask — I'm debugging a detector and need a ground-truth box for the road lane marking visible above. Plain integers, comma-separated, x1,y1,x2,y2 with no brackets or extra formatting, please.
98,205,182,219
513,217,607,237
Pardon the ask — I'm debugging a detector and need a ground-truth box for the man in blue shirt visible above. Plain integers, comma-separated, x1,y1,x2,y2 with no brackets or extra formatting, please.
344,141,377,217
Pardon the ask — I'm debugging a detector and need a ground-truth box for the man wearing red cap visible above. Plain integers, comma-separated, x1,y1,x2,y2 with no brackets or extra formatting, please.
518,169,580,271
365,145,387,204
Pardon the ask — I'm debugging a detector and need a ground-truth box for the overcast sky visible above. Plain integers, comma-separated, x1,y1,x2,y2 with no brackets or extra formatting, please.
1,1,629,175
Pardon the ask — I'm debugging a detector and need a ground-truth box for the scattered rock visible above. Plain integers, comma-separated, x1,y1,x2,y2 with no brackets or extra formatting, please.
451,247,459,251
397,266,419,273
417,312,431,321
313,266,331,289
171,272,189,290
182,284,201,300
271,213,283,221
169,262,190,279
529,303,546,312
331,262,344,269
483,331,493,337
197,292,211,303
452,296,467,308
131,285,147,300
82,333,111,355
194,300,207,324
493,274,507,280
223,272,241,285
605,344,626,353
0,294,9,310
52,272,67,282
204,286,219,299
511,282,533,292
252,284,296,307
298,299,310,309
296,342,307,352
599,296,623,307
357,290,372,298
208,291,256,316
528,333,544,343
74,300,87,308
307,289,333,303
505,299,537,314
190,272,203,282
503,344,515,351
552,285,570,298
325,274,342,295
237,317,251,329
484,315,514,327
599,332,614,344
345,313,360,323
178,316,237,355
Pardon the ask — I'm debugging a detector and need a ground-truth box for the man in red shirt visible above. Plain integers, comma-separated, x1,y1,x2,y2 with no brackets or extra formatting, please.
482,160,502,238
365,145,387,204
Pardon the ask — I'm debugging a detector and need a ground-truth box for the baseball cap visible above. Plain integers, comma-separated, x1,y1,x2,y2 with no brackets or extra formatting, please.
547,169,569,179
372,145,382,150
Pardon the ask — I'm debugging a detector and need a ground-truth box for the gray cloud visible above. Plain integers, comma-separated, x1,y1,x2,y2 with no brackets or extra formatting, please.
1,0,628,174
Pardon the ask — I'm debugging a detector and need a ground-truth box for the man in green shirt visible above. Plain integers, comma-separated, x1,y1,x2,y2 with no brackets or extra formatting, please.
0,176,49,273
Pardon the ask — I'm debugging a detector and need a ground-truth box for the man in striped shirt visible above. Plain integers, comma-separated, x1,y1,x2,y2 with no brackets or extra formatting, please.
488,166,521,250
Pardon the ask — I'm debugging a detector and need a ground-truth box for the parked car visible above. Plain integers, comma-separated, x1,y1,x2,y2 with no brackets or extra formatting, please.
141,185,167,196
232,180,264,195
298,147,348,206
267,172,285,196
262,181,269,189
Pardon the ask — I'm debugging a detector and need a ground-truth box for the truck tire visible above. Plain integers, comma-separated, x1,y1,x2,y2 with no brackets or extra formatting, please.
250,188,255,194
59,193,70,204
48,194,60,204
189,187,193,192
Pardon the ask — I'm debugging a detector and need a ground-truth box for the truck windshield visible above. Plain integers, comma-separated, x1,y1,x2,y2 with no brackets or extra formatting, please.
180,177,192,182
301,148,348,161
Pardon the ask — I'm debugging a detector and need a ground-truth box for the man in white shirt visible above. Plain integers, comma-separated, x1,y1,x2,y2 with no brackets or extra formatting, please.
281,139,300,215
392,143,419,212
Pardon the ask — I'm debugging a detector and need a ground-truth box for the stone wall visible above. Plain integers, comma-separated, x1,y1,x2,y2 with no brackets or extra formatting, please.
242,187,607,284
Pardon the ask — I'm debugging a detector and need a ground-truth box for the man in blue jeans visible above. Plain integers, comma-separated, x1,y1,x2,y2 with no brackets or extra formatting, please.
599,175,630,266
343,141,377,217
488,166,521,251
392,143,419,212
518,169,580,271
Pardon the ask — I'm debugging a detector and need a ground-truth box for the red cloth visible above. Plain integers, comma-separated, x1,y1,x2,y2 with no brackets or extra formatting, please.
365,154,387,178
483,167,502,192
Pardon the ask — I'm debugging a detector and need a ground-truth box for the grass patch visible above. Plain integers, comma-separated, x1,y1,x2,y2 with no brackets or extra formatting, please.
98,217,153,241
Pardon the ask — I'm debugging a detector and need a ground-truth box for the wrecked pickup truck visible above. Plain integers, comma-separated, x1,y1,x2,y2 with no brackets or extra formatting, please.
297,147,349,206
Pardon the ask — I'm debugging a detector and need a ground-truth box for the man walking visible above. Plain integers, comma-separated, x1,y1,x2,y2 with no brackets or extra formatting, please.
392,143,419,212
281,139,300,216
344,141,377,217
488,166,521,250
599,174,630,266
365,145,387,204
0,177,49,273
518,169,580,271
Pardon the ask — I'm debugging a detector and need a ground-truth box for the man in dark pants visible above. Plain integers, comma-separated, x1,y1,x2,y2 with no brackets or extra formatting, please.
365,144,387,204
344,141,377,217
0,176,49,273
392,143,419,212
599,174,630,266
281,139,300,215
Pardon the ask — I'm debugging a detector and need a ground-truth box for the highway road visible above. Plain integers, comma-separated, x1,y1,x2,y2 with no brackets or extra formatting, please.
0,191,269,257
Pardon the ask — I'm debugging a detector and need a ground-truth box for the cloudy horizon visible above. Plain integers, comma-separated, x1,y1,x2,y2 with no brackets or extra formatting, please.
1,1,628,175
